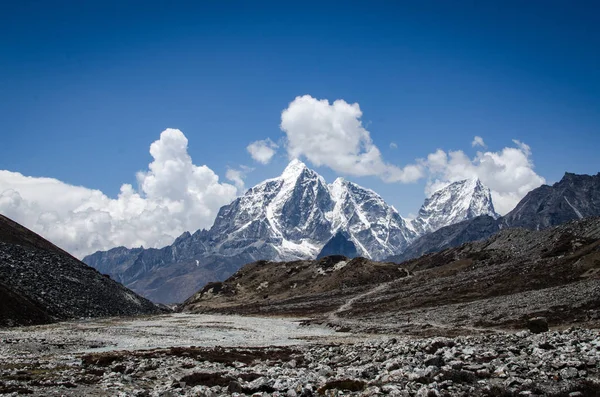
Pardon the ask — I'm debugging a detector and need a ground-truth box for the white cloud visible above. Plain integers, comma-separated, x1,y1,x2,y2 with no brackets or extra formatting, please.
280,95,424,183
472,136,486,148
226,168,246,193
423,140,546,215
390,142,398,149
278,95,544,214
0,128,237,258
247,138,278,164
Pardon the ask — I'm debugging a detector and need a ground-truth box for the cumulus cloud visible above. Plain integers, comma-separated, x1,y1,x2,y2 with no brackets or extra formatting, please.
472,136,486,148
226,168,246,193
0,129,237,258
423,140,546,215
277,95,543,214
280,95,424,183
390,142,398,149
247,138,278,164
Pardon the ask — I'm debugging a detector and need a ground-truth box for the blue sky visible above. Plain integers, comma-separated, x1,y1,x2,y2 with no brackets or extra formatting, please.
0,1,599,255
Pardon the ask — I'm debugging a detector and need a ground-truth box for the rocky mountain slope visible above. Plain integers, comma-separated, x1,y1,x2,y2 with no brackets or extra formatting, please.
181,255,410,315
391,172,600,262
390,215,501,263
85,160,495,303
0,214,161,327
502,172,600,229
181,217,600,335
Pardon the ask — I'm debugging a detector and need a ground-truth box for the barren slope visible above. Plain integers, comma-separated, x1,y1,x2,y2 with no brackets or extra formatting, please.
181,218,600,335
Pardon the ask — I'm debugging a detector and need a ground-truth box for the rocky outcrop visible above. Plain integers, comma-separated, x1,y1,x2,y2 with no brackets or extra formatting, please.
180,255,410,315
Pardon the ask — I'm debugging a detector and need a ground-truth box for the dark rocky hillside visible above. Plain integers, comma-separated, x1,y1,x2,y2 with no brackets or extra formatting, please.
0,214,162,327
0,281,52,326
502,172,600,229
0,214,75,257
181,217,600,335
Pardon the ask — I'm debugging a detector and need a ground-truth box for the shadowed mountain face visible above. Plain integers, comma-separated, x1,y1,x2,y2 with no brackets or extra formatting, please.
84,161,495,303
389,215,500,264
0,281,52,327
180,217,600,334
390,172,600,263
0,214,161,327
317,232,358,259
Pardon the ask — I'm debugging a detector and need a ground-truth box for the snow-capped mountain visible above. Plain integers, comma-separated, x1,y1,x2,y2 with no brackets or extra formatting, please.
84,160,499,303
208,160,416,261
208,159,334,261
328,178,417,259
409,178,499,235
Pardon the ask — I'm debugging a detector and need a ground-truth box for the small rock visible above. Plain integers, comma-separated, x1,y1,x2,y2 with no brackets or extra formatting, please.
559,367,578,379
228,381,244,394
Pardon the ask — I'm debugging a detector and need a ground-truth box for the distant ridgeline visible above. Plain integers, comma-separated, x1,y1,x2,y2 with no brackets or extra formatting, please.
84,165,599,304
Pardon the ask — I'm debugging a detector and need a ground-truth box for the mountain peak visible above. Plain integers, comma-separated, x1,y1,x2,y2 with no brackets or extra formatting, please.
411,178,498,234
332,177,346,185
281,158,308,179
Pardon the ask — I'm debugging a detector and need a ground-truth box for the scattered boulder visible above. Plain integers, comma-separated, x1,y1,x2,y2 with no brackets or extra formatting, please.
527,317,549,334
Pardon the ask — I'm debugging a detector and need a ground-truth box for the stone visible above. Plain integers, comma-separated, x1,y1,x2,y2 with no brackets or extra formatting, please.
527,317,549,334
559,367,578,379
228,381,244,394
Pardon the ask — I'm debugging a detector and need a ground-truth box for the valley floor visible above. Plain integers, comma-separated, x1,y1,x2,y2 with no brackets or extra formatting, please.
1,314,599,396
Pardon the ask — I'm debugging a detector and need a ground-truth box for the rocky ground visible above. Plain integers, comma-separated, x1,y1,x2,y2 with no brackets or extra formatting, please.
1,314,599,396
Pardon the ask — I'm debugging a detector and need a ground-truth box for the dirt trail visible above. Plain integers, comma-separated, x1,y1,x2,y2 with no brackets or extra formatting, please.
328,281,394,323
326,276,506,335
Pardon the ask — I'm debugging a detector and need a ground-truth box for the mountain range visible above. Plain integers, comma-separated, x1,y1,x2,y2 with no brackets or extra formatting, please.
390,171,600,262
84,160,497,303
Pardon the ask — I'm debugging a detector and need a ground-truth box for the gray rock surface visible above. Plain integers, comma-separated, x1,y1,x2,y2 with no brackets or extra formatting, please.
502,172,600,230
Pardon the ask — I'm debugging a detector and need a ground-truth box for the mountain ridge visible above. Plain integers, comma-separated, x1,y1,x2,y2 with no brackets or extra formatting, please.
389,172,600,263
84,160,499,303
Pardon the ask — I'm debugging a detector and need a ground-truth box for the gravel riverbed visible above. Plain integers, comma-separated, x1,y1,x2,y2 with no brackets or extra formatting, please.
0,314,599,396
